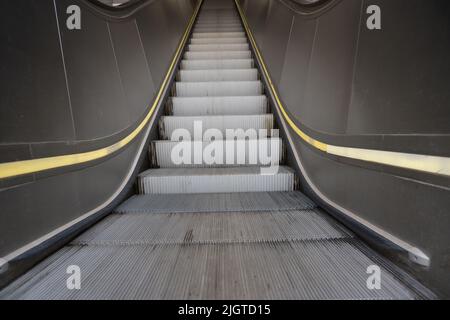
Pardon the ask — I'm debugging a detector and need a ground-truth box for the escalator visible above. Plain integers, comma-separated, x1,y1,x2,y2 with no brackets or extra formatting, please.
0,0,435,300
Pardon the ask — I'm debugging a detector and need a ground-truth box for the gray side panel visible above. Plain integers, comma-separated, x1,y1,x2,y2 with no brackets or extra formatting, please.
56,0,129,140
0,0,75,143
347,0,450,134
109,20,156,123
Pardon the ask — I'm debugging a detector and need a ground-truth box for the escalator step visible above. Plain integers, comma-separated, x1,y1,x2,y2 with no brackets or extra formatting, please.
137,166,295,194
159,114,273,140
73,209,351,245
2,240,418,300
184,50,252,60
192,31,246,38
188,43,249,52
194,27,245,33
181,59,254,70
179,69,258,82
171,96,267,116
190,37,247,45
115,191,317,214
175,80,263,97
152,138,283,168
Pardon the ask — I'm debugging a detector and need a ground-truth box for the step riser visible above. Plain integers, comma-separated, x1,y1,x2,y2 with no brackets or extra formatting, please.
184,51,252,60
171,96,267,116
175,81,263,97
179,69,258,82
192,32,246,38
138,170,295,194
181,59,254,70
191,38,247,45
194,28,244,33
153,139,283,168
188,44,249,52
159,115,274,140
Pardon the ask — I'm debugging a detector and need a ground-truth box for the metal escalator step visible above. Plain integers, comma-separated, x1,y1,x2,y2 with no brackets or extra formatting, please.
184,50,251,60
175,81,263,97
194,23,242,29
181,59,254,70
3,240,418,299
171,96,267,116
73,209,351,245
159,114,273,140
179,69,258,82
137,166,295,194
192,31,246,38
194,27,245,33
115,192,317,214
152,138,283,168
188,43,249,52
190,37,247,45
196,19,241,23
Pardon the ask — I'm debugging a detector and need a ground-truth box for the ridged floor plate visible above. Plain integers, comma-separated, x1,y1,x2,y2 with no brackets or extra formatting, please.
115,192,317,214
171,96,266,116
137,166,295,194
1,240,420,300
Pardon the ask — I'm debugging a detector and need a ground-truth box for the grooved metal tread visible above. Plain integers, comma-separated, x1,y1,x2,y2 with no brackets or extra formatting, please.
179,68,258,82
115,192,316,214
180,59,254,70
137,166,295,194
1,240,422,300
159,114,273,140
192,31,246,38
184,50,252,60
152,138,283,168
175,80,263,96
72,209,352,245
171,96,267,116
